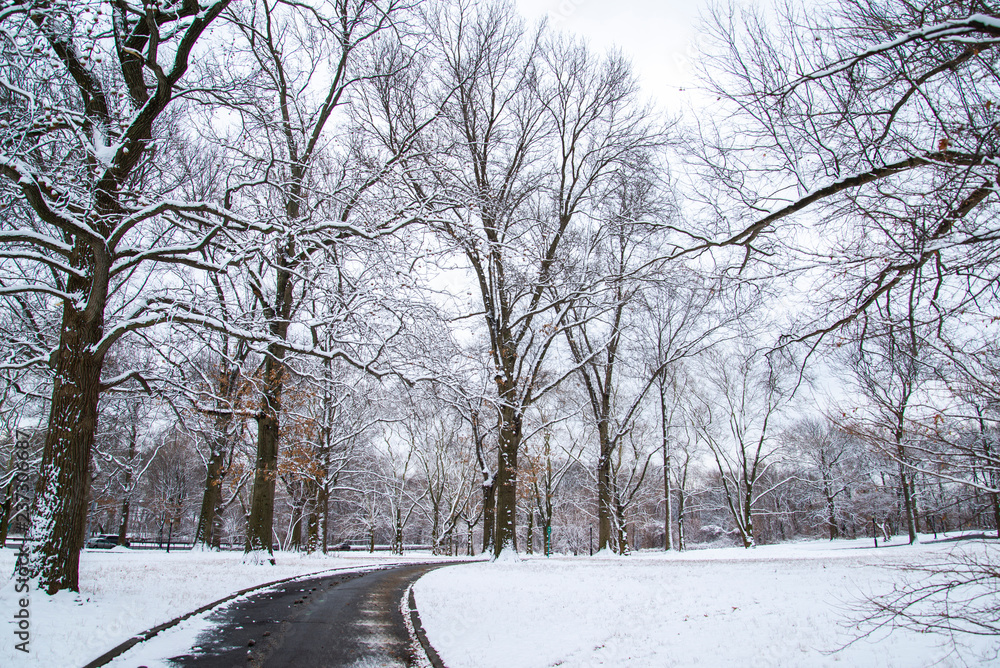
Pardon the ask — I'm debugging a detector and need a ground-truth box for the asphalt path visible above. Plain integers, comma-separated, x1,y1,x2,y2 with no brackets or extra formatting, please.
161,562,450,668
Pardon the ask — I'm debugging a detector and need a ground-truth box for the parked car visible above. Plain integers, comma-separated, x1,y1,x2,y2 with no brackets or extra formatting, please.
335,541,352,551
86,534,120,549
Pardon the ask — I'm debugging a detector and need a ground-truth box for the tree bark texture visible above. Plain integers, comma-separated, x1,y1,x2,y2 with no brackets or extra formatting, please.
493,402,521,557
27,291,105,593
246,336,288,560
596,418,614,552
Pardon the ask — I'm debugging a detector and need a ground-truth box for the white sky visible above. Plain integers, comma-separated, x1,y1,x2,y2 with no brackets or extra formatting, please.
515,0,709,109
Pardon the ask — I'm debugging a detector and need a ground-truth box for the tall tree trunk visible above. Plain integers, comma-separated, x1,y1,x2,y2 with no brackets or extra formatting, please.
393,504,403,555
195,368,237,550
0,446,15,547
0,481,11,547
977,414,1000,538
596,418,614,552
26,291,105,593
246,341,286,561
467,519,474,556
677,485,686,551
660,385,673,551
743,489,755,548
288,503,302,551
431,503,440,555
321,485,330,554
195,444,226,549
822,474,838,541
472,410,496,554
895,421,918,544
481,475,496,554
247,402,279,558
117,422,137,547
303,479,319,553
615,496,630,555
494,402,522,557
247,246,293,561
306,509,319,552
525,509,534,555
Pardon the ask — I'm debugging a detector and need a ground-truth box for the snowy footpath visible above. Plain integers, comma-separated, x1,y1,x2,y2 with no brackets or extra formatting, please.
414,535,1000,668
0,546,445,667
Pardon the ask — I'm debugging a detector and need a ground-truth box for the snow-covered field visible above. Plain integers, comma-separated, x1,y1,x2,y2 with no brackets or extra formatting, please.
0,546,444,667
414,535,1000,668
3,535,998,667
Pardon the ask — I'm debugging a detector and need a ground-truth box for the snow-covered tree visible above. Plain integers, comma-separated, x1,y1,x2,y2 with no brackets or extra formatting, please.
0,0,234,592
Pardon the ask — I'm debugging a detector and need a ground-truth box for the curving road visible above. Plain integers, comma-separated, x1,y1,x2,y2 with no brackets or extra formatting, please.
161,562,449,668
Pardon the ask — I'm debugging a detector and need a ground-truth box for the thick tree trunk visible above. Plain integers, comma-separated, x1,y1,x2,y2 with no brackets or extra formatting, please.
194,444,226,549
26,298,105,593
247,251,293,561
195,371,237,550
493,403,521,557
246,343,285,561
247,404,279,558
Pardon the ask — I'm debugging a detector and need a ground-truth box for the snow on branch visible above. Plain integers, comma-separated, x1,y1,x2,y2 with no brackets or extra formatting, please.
784,13,1000,94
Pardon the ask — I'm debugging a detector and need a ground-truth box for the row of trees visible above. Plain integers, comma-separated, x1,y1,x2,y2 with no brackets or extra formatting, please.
0,0,998,613
5,345,994,559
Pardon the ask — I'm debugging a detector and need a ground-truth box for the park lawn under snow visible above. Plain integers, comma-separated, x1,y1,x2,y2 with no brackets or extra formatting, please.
0,546,444,668
414,534,1000,668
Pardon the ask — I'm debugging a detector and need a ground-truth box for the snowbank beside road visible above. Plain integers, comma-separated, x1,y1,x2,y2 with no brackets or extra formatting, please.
414,535,999,667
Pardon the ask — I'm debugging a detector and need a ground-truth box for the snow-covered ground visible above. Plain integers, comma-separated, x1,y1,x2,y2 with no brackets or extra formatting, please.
0,546,447,667
414,534,1000,667
3,535,998,667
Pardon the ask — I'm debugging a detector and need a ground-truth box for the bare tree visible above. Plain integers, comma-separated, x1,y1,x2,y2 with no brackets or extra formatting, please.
853,543,1000,642
385,1,663,556
0,0,234,592
784,417,867,540
847,280,933,544
521,412,585,557
692,1,1000,335
696,343,793,548
191,0,429,562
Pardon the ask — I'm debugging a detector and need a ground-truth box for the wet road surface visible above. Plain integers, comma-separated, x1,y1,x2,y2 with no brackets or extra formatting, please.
164,562,449,668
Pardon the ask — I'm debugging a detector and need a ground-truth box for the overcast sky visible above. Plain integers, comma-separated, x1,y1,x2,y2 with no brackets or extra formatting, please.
514,0,711,109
